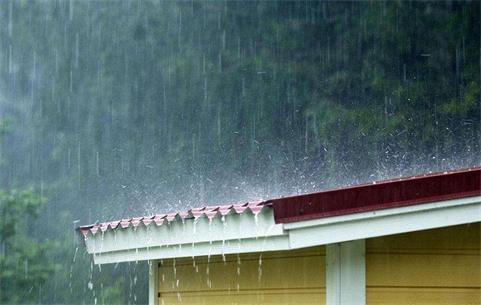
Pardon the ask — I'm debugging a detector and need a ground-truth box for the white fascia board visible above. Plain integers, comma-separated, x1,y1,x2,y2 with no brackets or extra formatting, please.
86,208,288,264
93,235,290,264
285,196,481,249
86,196,481,264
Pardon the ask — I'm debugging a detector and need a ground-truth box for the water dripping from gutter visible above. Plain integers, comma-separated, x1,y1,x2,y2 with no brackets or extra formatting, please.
236,252,241,292
257,253,263,283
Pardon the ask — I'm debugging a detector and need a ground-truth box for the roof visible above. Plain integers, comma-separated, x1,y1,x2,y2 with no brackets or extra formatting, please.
80,167,481,237
80,167,481,265
79,200,268,237
270,166,481,223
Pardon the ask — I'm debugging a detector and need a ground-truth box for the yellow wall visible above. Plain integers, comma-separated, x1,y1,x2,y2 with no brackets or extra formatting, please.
158,247,326,305
366,223,481,305
157,223,480,305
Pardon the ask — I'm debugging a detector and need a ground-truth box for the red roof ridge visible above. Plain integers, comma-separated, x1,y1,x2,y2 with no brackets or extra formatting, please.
270,166,481,223
265,166,481,204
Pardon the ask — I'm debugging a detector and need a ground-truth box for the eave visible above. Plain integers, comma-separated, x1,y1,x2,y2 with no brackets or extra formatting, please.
80,167,481,264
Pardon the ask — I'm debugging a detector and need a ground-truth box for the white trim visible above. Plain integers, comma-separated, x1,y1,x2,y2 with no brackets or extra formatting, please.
88,208,289,264
86,209,284,254
284,195,480,230
326,240,365,305
148,260,159,305
85,196,481,264
286,196,481,249
92,235,290,264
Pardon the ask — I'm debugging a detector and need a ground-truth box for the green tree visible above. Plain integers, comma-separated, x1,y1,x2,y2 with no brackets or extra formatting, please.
0,188,53,303
0,119,53,303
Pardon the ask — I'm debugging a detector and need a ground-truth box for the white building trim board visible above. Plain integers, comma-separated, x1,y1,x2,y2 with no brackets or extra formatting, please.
326,240,365,305
148,260,159,305
84,195,481,265
286,196,481,249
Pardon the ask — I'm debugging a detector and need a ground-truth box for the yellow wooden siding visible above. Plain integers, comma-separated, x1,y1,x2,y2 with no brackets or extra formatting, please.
158,247,326,305
366,223,481,305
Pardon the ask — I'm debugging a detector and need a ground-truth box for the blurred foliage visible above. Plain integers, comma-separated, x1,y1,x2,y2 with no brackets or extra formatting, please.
0,1,479,304
0,188,52,303
0,119,9,136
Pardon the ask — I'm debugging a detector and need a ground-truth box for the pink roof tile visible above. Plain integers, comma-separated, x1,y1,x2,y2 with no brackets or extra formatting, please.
233,203,249,214
131,217,143,227
142,216,153,226
110,220,120,229
79,200,268,236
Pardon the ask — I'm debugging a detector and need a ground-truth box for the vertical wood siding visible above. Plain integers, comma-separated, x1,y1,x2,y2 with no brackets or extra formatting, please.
366,223,481,305
158,247,326,305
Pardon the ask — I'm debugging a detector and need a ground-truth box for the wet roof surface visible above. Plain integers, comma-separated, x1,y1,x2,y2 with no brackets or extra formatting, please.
79,167,481,236
270,167,481,223
79,200,267,237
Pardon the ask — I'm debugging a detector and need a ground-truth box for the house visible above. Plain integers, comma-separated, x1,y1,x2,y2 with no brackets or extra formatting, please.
79,167,481,305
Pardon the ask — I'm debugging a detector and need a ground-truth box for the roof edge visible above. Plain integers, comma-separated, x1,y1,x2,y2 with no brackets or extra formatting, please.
271,167,481,223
